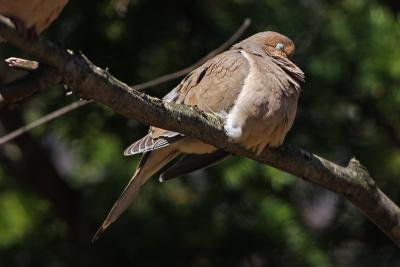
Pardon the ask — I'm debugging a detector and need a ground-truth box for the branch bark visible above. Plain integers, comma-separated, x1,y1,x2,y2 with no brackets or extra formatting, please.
1,18,400,246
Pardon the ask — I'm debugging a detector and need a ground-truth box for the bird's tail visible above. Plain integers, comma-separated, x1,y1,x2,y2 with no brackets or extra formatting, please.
92,147,180,242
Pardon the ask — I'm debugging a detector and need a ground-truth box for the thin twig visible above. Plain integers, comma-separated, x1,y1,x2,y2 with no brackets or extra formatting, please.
0,18,251,146
0,100,91,145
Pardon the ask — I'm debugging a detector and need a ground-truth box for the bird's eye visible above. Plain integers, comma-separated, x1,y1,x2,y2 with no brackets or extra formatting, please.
275,43,284,50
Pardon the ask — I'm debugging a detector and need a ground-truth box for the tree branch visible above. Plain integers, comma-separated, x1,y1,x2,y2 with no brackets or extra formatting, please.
1,18,400,246
0,18,251,143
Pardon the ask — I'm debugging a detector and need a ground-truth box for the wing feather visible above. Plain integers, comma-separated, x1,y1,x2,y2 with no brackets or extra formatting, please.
124,131,184,156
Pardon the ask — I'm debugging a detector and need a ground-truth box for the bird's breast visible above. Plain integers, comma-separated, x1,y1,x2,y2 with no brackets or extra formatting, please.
224,50,299,154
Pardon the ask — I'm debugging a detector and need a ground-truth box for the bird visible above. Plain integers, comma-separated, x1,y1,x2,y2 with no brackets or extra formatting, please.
93,31,305,241
0,0,69,39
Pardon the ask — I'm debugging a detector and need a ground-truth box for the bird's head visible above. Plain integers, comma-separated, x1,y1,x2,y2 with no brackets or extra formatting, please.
233,31,296,59
261,31,295,58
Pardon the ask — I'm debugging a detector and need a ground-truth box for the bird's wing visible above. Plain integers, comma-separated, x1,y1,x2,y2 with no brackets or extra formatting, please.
152,50,250,179
124,49,250,155
159,150,231,182
124,128,184,156
174,49,250,113
93,146,180,241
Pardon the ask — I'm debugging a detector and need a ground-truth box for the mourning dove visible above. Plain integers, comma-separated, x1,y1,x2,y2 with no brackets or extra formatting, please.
93,31,305,241
0,0,68,38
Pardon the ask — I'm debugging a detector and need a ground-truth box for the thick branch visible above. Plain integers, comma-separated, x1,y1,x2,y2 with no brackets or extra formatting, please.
0,18,251,142
1,18,400,246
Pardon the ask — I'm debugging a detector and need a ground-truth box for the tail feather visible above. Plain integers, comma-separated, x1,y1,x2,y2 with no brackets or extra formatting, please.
92,147,180,242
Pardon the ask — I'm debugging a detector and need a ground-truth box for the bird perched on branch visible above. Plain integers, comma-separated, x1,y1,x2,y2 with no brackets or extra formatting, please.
0,0,68,39
93,31,305,241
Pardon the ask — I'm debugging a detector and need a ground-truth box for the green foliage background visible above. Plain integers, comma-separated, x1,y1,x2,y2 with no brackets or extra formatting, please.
1,0,400,266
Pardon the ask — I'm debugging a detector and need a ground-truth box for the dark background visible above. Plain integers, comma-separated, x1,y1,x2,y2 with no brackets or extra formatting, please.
1,0,400,266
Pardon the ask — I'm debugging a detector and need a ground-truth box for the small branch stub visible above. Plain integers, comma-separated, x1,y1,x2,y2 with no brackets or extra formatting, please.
5,57,39,71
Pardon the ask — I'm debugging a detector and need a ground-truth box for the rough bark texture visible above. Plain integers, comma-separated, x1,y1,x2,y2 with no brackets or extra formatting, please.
1,16,399,247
